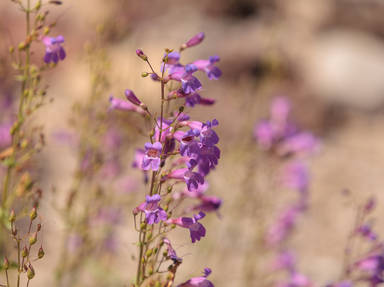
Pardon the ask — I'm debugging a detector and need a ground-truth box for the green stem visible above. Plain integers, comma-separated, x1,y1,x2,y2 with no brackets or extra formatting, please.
2,0,31,208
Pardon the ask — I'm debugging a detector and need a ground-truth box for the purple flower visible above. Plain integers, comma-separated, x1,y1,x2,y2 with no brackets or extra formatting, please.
109,96,145,115
278,132,318,156
200,120,219,146
357,224,377,241
177,267,214,287
142,142,162,171
181,74,202,95
132,149,145,168
193,56,222,80
184,32,205,48
184,170,205,191
267,206,300,245
125,89,142,106
196,145,220,176
192,195,222,213
143,194,167,225
280,161,309,192
168,212,206,243
0,123,11,149
270,96,291,125
254,120,275,149
279,272,312,287
272,251,295,271
163,237,182,263
43,35,66,64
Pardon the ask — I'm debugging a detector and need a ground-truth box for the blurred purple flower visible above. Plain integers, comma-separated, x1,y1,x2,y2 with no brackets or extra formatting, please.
125,89,142,106
43,35,66,64
0,123,11,149
267,206,300,245
109,95,145,114
280,160,309,192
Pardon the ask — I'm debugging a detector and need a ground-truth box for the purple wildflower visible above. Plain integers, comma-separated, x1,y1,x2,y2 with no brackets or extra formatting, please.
184,32,205,49
109,96,145,115
200,120,219,146
125,89,142,106
177,267,214,287
280,160,309,192
192,195,222,213
43,35,66,64
184,170,205,191
267,206,300,246
163,237,182,263
277,132,318,156
357,224,377,241
142,194,167,225
142,142,162,171
168,212,206,243
0,123,11,149
193,56,222,80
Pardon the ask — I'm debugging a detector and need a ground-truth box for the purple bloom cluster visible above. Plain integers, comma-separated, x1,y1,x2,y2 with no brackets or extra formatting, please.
114,32,221,286
256,97,318,286
328,197,384,287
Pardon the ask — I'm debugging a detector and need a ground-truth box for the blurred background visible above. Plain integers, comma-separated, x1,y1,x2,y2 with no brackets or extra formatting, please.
2,0,384,286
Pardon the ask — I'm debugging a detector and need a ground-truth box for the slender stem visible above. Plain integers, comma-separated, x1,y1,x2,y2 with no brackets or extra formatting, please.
2,0,31,208
5,269,10,287
17,239,20,287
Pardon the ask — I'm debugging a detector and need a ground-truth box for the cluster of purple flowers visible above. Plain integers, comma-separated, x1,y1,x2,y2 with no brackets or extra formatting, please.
111,32,221,286
327,198,384,287
255,97,319,286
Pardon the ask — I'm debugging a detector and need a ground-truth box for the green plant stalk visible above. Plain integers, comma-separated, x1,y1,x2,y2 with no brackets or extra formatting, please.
2,0,31,209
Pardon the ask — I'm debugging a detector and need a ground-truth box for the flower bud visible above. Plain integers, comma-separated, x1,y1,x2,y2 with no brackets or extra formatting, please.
125,89,142,106
37,223,42,232
9,210,16,223
141,72,149,77
22,246,29,258
30,207,37,221
3,257,9,270
146,248,153,258
29,232,37,246
34,0,42,10
27,264,35,280
38,246,45,259
136,49,147,61
18,42,26,51
181,32,205,51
